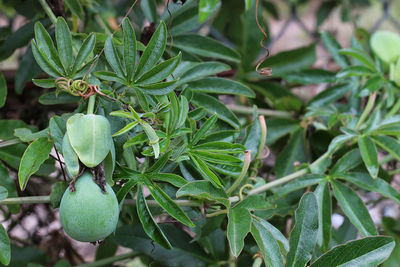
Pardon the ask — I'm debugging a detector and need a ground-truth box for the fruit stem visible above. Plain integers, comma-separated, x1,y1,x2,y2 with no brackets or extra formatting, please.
87,95,96,114
38,0,57,25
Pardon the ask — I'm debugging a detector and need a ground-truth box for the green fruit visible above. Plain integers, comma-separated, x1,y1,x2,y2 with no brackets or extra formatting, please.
370,31,400,64
66,113,112,167
59,171,119,242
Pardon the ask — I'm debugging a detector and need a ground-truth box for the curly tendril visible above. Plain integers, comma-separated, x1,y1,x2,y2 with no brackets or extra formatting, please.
55,78,108,99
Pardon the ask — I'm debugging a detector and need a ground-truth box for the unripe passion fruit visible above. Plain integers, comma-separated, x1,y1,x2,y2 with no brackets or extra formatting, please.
59,171,119,242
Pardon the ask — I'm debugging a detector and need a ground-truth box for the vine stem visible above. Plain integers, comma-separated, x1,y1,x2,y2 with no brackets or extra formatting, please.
227,104,293,118
228,151,331,203
0,196,202,207
355,92,377,130
38,0,57,25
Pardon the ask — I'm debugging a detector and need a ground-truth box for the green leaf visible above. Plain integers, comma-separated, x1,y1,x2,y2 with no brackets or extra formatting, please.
315,181,331,251
311,236,395,267
32,41,63,77
39,91,80,105
363,75,384,92
274,128,307,178
32,78,55,88
282,69,336,84
136,185,172,249
34,22,64,74
286,193,318,267
14,128,49,142
371,135,400,161
50,181,68,208
192,93,240,129
18,137,53,191
116,179,137,204
328,133,357,154
104,142,115,185
144,179,194,227
192,114,218,145
194,142,245,154
0,161,19,213
49,115,67,153
274,174,325,198
331,180,377,236
177,62,230,85
62,134,80,178
72,33,96,74
266,119,300,146
188,77,255,98
252,215,289,254
199,0,221,23
358,136,379,178
141,0,158,22
227,207,252,257
339,48,376,71
370,31,400,64
137,80,177,95
0,72,6,108
260,44,316,76
171,34,240,63
136,52,181,85
112,121,139,137
308,83,352,107
56,18,73,71
105,35,126,78
94,71,127,84
149,173,187,187
146,151,171,173
176,180,229,207
15,45,42,94
251,217,284,267
122,18,136,82
0,186,7,201
337,66,374,79
335,172,400,205
135,21,167,78
189,154,222,188
65,0,83,18
320,32,350,68
0,224,10,265
331,149,362,174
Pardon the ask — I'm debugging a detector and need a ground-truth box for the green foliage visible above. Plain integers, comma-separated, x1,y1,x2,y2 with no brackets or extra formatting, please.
0,1,400,266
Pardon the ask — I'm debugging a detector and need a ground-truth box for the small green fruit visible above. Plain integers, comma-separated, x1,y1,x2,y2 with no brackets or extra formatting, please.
59,171,119,242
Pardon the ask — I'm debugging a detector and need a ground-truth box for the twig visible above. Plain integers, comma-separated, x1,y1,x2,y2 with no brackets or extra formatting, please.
38,0,57,25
